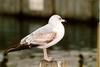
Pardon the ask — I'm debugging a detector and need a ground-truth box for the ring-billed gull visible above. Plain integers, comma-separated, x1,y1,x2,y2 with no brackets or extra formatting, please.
5,15,66,61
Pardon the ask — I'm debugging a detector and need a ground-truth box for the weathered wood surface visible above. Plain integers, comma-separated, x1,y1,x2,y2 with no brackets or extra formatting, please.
98,23,100,67
39,60,67,67
39,60,58,67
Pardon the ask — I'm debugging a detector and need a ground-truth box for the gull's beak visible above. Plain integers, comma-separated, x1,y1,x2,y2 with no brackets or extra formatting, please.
61,19,67,23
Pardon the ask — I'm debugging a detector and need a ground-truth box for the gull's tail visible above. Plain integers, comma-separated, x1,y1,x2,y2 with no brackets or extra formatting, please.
4,43,38,56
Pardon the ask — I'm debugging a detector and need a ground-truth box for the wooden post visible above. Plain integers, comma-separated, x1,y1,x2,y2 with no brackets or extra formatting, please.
97,22,100,67
61,60,67,67
39,60,67,67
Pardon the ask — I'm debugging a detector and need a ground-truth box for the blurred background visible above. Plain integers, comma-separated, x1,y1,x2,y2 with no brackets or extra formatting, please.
0,0,99,67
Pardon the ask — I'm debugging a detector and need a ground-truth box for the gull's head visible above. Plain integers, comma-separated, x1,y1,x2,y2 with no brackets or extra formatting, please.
48,15,66,25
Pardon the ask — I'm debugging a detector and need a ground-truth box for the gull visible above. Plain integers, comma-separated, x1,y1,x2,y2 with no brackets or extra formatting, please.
5,15,66,61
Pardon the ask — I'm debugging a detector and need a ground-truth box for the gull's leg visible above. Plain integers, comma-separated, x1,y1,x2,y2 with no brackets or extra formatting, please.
43,48,52,61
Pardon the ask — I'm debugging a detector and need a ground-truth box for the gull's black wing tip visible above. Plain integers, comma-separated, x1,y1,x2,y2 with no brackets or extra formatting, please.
3,44,39,55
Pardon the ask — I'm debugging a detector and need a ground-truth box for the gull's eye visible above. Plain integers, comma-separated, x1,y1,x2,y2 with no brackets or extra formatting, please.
58,17,62,20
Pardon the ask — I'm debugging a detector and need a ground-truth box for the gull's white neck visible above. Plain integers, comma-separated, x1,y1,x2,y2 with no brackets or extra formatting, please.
55,22,65,34
49,22,65,38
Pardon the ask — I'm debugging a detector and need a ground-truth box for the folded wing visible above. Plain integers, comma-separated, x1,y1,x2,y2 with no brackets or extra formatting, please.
20,32,56,45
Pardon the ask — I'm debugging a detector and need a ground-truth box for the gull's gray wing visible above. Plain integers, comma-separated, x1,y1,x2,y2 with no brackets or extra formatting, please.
20,24,57,45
